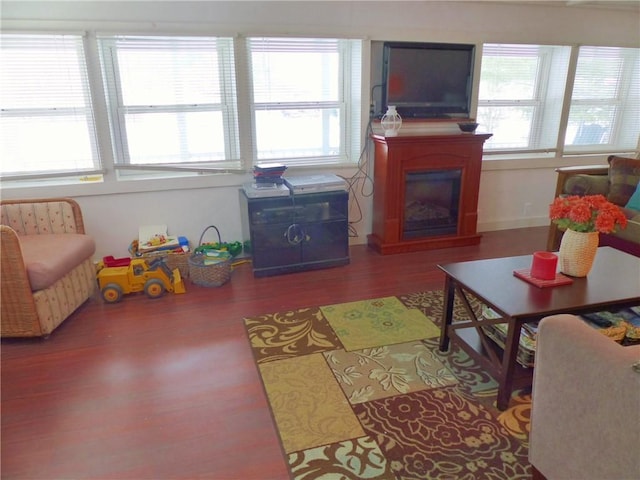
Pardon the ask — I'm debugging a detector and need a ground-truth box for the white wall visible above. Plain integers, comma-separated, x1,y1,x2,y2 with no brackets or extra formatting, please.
2,1,639,259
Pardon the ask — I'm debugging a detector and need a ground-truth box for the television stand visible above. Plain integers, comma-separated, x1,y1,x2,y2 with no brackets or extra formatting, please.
240,190,350,277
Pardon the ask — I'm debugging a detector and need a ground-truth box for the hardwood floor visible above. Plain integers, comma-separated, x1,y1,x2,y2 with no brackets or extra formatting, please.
1,227,549,480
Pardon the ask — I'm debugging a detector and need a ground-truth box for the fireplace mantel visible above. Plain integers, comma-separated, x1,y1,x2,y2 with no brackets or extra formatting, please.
368,132,492,254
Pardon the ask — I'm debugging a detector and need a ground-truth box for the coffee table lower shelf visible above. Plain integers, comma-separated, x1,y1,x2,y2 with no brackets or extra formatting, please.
451,326,534,396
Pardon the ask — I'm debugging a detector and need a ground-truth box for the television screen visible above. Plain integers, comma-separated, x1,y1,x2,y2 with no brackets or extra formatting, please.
382,42,475,119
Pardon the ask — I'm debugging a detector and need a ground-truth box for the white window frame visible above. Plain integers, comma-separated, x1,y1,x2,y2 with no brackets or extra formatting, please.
0,33,102,181
98,35,243,177
477,43,571,156
563,46,640,155
246,37,362,167
0,30,363,188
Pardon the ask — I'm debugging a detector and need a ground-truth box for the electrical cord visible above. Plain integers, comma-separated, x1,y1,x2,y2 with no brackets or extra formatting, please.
285,190,305,245
339,117,376,238
285,189,313,245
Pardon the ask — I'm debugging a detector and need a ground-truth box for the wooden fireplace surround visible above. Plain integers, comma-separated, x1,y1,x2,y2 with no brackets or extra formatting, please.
368,132,492,255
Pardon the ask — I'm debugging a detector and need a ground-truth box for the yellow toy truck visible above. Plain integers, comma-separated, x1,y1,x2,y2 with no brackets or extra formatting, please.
97,257,186,303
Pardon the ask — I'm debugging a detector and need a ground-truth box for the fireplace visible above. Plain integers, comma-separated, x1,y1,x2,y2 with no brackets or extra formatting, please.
404,169,461,239
368,131,492,254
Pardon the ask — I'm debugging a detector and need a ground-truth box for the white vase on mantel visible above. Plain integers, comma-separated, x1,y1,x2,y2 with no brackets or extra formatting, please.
381,105,402,136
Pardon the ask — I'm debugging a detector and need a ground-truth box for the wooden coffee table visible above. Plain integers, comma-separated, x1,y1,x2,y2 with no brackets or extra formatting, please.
438,246,640,410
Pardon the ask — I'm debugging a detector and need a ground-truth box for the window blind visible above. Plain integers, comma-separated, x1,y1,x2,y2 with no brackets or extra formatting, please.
99,35,241,172
247,37,361,166
0,34,102,179
478,43,570,154
564,46,640,153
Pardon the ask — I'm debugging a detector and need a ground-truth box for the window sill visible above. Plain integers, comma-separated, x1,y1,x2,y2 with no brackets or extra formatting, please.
1,163,361,199
480,152,637,171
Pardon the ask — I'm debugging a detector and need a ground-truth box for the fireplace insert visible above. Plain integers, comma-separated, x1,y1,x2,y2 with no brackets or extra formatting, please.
403,169,461,239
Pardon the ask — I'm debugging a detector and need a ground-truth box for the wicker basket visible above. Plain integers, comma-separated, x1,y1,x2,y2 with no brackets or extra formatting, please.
142,250,190,278
188,225,232,287
188,253,231,287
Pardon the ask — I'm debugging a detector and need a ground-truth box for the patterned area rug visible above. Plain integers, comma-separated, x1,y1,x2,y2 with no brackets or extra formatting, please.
244,290,532,480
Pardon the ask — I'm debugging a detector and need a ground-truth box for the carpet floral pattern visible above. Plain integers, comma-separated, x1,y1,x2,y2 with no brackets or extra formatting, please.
324,342,456,404
320,296,441,351
259,353,364,453
244,290,532,480
354,387,529,480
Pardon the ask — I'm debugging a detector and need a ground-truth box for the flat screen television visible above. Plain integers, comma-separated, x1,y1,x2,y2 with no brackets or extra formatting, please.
381,41,475,119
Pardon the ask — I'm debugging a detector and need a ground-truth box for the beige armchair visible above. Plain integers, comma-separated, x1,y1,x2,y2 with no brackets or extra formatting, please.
529,314,640,480
1,198,96,337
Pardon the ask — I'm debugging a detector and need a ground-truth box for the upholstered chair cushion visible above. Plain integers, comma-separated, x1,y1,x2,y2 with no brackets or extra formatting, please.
563,174,610,196
19,234,96,291
607,155,640,206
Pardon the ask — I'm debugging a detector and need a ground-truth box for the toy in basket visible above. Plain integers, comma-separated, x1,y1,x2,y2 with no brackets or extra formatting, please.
129,237,191,279
189,225,240,287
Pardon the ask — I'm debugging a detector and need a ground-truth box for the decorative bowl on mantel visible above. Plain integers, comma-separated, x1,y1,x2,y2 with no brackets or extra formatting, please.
457,122,479,133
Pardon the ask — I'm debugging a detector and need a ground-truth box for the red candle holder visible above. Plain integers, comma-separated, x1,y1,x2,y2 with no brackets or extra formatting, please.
530,251,558,280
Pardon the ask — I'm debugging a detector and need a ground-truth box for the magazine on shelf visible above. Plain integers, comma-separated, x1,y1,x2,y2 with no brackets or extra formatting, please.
579,307,640,344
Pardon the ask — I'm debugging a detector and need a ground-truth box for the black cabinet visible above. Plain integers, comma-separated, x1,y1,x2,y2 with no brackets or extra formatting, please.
241,190,350,277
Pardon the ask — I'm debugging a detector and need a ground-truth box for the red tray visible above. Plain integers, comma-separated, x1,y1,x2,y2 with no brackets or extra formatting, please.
513,269,574,288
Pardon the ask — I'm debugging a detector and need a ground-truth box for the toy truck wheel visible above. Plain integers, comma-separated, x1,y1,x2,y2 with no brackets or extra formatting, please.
102,284,123,303
144,279,165,299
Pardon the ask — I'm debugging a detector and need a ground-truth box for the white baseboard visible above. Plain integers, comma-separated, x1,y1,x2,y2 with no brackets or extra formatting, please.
478,216,549,232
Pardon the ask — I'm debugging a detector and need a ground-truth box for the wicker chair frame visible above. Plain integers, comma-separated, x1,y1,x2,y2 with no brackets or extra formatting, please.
1,197,95,337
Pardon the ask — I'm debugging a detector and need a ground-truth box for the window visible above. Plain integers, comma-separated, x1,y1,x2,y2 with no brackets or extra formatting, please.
564,46,640,154
477,44,571,154
0,34,101,180
98,35,362,175
99,35,241,173
247,37,361,166
0,33,362,184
